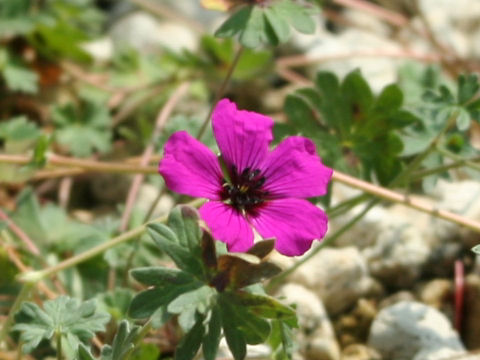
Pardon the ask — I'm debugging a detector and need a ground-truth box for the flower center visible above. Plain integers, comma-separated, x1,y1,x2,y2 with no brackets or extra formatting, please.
220,166,268,212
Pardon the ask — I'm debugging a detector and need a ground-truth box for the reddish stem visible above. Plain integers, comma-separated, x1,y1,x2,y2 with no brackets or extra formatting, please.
454,260,464,332
0,208,40,255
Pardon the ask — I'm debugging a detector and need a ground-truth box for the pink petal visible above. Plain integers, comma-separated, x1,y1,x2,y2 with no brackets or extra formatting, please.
262,136,332,198
200,201,254,252
159,131,222,200
248,198,328,256
212,99,274,173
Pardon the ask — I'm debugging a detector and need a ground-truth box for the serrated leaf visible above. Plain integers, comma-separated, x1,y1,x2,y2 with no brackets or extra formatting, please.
52,99,112,157
13,296,110,354
167,205,202,254
219,294,271,345
167,285,216,315
147,223,204,276
3,63,38,93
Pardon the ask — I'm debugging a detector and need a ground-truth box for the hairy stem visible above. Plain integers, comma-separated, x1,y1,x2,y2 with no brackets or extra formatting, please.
196,45,244,140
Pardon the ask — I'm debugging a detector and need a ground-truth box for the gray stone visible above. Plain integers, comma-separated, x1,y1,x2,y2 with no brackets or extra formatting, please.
290,247,377,315
277,284,340,360
368,301,466,360
110,11,198,54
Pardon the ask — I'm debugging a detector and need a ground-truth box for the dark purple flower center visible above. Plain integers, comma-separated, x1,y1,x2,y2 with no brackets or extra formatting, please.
220,166,268,213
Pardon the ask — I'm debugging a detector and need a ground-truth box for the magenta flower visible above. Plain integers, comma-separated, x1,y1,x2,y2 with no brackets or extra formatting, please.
159,99,332,256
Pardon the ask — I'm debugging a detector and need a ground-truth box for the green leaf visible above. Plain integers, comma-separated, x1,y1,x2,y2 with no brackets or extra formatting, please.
264,7,290,44
78,344,96,360
100,320,140,360
0,116,40,153
13,296,110,354
3,63,38,93
458,73,479,105
167,206,202,255
456,107,471,131
167,285,216,315
130,267,194,287
273,0,316,34
218,299,246,360
175,318,205,360
214,2,316,48
215,6,252,40
219,294,271,345
374,84,403,114
202,306,222,360
147,223,204,276
472,244,480,255
52,99,112,157
128,280,202,319
236,292,297,324
269,320,295,360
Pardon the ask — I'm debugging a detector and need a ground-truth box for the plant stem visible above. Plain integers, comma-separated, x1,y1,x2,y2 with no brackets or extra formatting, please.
0,282,34,348
56,331,63,360
437,146,480,173
332,170,480,232
18,198,205,283
267,200,376,290
0,154,158,174
196,45,244,140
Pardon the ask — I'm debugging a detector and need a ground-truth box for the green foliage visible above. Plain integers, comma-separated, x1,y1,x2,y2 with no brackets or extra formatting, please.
283,69,418,184
128,205,295,360
78,320,141,360
215,0,317,48
10,189,109,253
13,296,110,354
0,117,42,183
399,72,480,189
52,98,112,157
0,49,38,93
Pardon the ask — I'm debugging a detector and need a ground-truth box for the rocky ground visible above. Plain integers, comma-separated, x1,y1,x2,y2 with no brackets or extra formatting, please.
85,0,480,359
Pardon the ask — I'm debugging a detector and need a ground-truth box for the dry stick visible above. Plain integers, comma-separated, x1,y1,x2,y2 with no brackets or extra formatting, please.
277,49,441,68
0,154,158,174
2,242,56,299
332,171,480,233
333,0,409,27
119,82,191,231
58,177,73,209
0,209,40,256
111,85,166,127
196,46,245,140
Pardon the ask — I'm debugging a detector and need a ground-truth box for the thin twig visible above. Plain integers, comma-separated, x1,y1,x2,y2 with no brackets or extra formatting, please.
332,170,480,233
333,0,409,27
196,46,245,140
0,154,158,175
111,85,166,127
0,209,40,256
119,82,191,231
